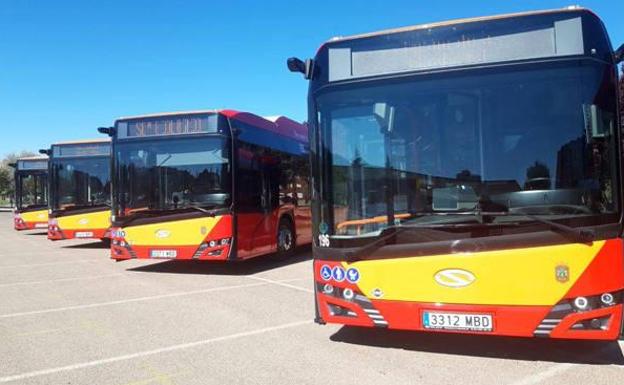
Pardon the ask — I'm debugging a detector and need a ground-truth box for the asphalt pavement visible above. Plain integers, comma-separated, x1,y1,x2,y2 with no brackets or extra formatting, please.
0,212,623,385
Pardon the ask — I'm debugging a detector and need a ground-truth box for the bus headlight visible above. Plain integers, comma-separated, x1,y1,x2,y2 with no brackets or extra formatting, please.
600,293,615,306
322,284,334,294
209,240,217,247
574,296,589,310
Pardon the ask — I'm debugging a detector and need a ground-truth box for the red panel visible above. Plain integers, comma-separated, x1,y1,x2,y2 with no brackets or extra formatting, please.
565,239,624,298
550,305,623,340
317,294,376,328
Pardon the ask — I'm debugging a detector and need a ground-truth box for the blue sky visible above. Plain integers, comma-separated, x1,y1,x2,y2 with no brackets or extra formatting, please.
0,0,622,157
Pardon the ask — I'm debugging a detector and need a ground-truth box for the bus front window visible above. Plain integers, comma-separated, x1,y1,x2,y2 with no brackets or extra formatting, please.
51,158,110,210
115,136,231,217
18,173,47,210
317,62,619,239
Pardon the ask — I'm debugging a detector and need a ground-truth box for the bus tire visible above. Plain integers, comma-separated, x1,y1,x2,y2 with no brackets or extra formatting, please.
275,217,295,260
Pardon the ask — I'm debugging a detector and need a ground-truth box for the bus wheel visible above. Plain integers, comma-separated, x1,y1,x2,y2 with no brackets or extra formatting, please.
275,219,295,260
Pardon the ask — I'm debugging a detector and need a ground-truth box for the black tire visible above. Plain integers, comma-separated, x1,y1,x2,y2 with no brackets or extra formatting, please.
274,218,295,260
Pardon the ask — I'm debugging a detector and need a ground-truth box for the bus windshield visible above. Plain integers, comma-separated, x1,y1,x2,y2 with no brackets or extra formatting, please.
17,172,47,210
51,157,110,210
316,61,619,238
114,136,231,216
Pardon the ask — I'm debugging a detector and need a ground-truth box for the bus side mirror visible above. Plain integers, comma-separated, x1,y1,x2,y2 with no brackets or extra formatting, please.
287,57,314,80
38,149,50,155
97,126,116,136
615,44,624,64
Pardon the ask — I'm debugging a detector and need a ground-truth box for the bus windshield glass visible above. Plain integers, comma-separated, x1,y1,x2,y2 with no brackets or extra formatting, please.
114,136,231,216
316,62,619,238
51,157,110,210
17,173,47,210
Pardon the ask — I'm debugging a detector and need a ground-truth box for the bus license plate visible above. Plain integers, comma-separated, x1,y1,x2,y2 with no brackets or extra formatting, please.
150,250,177,258
35,223,48,228
423,311,493,332
75,232,94,238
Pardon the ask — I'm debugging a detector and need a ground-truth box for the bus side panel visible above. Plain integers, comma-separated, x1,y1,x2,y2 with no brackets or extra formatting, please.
236,212,276,259
294,206,312,245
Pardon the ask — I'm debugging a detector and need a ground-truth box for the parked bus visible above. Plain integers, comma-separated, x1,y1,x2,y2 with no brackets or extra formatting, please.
10,156,49,230
98,110,311,261
41,139,112,241
289,7,624,339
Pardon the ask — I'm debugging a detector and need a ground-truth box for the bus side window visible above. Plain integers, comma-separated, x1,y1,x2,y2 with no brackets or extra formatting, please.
236,144,265,212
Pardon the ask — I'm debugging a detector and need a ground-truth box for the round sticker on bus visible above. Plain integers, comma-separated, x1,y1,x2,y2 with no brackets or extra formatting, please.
332,266,346,282
320,265,332,281
346,268,360,283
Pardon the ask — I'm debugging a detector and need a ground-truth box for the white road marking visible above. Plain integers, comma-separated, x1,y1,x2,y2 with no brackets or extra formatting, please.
249,275,313,293
0,319,312,384
0,259,103,269
0,273,125,288
0,278,303,319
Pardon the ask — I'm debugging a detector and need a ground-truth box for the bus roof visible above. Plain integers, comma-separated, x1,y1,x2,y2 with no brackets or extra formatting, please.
116,109,308,144
323,6,591,45
15,156,48,162
51,138,111,146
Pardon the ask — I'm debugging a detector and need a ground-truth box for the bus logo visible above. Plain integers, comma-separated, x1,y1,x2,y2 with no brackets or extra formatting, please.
434,269,476,288
155,229,171,239
78,218,89,225
555,265,569,283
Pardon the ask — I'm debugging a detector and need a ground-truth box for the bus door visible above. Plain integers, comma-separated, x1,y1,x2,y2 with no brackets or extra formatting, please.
236,146,278,258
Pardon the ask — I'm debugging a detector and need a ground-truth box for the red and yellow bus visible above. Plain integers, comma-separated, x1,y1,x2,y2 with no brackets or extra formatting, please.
42,139,112,241
10,156,49,230
99,110,311,261
290,7,624,339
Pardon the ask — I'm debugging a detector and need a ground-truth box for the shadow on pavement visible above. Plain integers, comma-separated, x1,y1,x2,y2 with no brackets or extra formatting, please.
330,326,624,365
62,241,110,249
24,231,48,236
126,246,312,276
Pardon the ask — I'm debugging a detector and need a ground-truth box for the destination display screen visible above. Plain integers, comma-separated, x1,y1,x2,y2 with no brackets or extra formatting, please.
116,114,220,138
17,160,48,170
53,143,110,158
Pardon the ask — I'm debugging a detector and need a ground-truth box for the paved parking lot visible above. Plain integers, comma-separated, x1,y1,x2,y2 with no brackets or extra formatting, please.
0,212,623,384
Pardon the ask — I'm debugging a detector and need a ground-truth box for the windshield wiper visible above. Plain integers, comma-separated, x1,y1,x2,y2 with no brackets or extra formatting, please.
521,214,595,245
344,225,411,262
184,205,218,217
344,212,595,262
464,197,595,244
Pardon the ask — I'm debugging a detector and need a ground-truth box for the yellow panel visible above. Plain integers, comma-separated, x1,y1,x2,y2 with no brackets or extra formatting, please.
57,210,111,230
21,210,48,223
122,216,222,246
347,241,604,306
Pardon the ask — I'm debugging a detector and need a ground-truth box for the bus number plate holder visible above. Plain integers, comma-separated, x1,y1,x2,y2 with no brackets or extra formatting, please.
422,311,493,332
150,250,177,258
75,232,94,238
